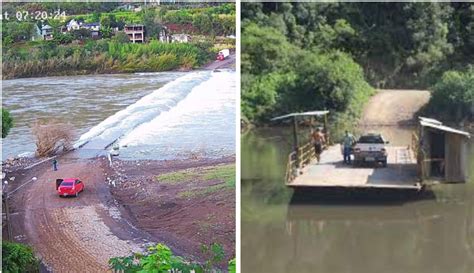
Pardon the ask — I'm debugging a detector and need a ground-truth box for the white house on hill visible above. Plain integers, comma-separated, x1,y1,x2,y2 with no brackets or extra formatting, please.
41,25,53,40
67,19,81,31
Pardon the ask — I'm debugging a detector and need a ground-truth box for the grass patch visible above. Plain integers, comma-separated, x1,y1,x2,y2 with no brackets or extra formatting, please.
174,164,235,198
203,164,235,187
178,183,227,199
156,170,196,184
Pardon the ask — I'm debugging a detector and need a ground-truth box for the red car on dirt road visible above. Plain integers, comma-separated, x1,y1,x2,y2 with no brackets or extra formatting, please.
56,178,84,197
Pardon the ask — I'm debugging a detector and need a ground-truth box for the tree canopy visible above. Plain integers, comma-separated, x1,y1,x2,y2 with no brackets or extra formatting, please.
242,2,474,89
242,2,474,125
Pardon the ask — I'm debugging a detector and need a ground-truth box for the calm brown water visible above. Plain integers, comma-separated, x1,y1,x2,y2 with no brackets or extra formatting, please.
242,127,474,273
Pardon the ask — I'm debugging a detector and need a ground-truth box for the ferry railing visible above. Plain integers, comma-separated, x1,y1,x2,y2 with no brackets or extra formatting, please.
286,151,297,183
285,141,317,184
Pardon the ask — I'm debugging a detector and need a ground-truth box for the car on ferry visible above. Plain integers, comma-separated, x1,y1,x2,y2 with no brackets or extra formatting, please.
353,133,389,167
56,178,84,197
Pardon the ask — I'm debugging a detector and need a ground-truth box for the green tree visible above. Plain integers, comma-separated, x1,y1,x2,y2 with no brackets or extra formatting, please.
2,108,13,138
193,13,214,35
428,68,474,120
100,26,113,39
112,31,130,43
3,21,35,42
2,241,39,273
241,23,294,75
143,9,162,39
241,2,465,89
90,12,101,23
100,14,118,29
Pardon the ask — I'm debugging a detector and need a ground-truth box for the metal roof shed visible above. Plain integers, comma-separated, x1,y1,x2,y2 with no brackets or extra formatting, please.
418,117,471,183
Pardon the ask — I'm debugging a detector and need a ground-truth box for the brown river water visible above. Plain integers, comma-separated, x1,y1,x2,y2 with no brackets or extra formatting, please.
2,71,236,160
242,127,474,273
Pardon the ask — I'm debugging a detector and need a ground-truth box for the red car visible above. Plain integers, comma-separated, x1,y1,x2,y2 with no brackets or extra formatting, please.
56,178,84,197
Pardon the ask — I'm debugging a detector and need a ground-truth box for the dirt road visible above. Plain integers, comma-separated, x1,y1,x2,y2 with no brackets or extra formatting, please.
6,156,235,272
10,158,150,272
203,53,236,70
360,89,430,126
358,89,431,146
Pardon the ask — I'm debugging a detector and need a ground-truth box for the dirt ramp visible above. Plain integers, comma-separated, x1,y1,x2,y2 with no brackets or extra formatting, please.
361,89,430,126
20,159,145,272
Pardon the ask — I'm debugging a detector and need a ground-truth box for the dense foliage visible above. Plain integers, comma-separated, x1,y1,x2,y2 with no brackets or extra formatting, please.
2,108,14,138
242,22,374,137
108,243,235,273
242,3,474,89
2,241,39,273
242,2,474,126
1,3,235,79
426,68,474,121
2,37,216,79
161,4,235,36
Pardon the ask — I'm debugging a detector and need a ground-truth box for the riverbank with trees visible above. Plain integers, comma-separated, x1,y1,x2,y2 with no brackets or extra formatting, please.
242,2,473,132
2,2,235,79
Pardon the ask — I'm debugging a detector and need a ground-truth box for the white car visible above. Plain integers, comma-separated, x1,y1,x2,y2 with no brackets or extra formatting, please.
353,133,389,167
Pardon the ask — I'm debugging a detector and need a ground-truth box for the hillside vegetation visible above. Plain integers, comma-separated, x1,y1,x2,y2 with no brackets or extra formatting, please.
242,2,473,126
2,3,235,79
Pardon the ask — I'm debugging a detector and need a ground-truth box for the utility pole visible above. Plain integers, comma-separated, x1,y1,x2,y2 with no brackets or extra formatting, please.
3,181,13,241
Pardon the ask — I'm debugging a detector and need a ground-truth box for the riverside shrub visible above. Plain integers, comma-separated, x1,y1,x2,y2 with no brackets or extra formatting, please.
2,39,212,79
428,68,474,121
242,23,374,132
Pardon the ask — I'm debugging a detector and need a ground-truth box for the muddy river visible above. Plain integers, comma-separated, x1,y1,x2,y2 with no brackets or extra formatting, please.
2,70,236,160
242,127,474,273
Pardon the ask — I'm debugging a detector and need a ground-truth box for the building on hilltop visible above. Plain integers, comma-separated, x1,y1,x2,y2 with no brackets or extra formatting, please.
82,23,101,38
41,25,53,40
67,19,82,31
124,24,145,43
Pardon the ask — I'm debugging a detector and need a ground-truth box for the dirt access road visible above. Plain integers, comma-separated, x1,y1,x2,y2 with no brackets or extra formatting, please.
8,158,150,272
360,89,430,126
358,89,431,146
7,156,235,272
203,52,236,70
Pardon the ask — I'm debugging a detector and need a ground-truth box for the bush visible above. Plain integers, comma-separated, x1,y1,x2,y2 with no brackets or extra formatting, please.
2,108,13,138
112,31,130,43
286,50,374,116
427,68,474,121
109,243,233,273
2,241,39,273
53,32,74,44
32,121,75,157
